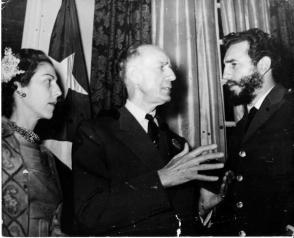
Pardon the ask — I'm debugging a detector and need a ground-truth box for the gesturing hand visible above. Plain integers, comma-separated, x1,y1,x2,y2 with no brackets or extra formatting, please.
198,170,234,216
158,144,224,187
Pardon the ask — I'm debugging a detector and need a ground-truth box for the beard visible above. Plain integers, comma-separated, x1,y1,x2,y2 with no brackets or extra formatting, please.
225,72,264,106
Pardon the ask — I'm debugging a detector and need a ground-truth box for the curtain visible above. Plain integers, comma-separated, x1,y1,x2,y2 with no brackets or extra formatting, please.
270,0,294,54
270,0,294,89
90,0,152,115
2,0,27,51
152,0,226,156
220,0,270,121
221,0,270,35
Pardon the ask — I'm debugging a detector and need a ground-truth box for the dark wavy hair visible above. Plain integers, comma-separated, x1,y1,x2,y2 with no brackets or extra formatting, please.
2,48,54,118
223,28,294,87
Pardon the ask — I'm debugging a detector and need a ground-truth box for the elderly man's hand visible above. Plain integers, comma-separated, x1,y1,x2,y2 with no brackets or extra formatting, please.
158,144,224,187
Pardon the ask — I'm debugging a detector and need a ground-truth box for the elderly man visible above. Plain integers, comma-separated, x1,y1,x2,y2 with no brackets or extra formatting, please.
200,28,294,236
72,44,224,236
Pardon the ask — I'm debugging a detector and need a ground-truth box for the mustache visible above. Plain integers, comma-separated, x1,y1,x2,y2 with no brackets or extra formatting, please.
225,80,241,87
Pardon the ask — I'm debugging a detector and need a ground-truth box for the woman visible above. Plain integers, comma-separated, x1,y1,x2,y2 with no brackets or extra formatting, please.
2,48,64,236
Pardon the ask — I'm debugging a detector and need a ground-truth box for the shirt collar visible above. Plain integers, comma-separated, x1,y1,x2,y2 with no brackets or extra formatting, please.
247,86,274,111
125,99,156,124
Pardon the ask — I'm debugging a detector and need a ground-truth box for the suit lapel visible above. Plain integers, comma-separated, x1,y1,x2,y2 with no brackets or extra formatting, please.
115,107,165,169
242,85,287,143
158,126,170,163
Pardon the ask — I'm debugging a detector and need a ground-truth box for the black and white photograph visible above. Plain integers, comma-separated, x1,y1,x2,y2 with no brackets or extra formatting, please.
2,0,294,236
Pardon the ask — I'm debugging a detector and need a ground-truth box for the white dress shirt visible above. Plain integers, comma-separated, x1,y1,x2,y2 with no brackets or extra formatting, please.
125,100,157,133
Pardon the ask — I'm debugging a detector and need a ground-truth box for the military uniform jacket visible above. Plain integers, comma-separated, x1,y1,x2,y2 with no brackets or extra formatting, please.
214,85,294,236
73,107,201,236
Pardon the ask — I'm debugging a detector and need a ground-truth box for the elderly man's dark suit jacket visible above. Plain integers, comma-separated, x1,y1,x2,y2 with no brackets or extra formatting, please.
72,106,202,236
212,85,294,236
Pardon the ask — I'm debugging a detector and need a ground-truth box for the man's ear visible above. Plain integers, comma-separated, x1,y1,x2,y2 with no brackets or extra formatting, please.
127,64,142,87
257,56,271,75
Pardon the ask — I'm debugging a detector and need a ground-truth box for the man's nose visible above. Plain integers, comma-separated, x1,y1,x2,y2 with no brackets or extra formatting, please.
222,66,231,81
166,68,176,81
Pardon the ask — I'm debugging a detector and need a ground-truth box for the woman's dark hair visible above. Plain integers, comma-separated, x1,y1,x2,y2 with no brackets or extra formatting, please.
2,48,54,118
223,28,294,88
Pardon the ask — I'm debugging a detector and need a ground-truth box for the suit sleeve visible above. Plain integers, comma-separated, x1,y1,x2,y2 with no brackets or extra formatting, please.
73,122,171,234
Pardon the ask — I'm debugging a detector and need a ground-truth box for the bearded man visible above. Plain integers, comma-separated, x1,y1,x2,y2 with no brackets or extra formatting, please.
198,28,294,236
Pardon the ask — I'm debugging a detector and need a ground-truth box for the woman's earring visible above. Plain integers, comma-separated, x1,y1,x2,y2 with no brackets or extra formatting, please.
16,90,26,97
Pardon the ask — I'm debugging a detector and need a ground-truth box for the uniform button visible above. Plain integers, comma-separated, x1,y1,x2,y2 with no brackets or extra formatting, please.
239,230,246,236
238,150,246,158
22,169,29,174
236,175,243,182
236,201,243,208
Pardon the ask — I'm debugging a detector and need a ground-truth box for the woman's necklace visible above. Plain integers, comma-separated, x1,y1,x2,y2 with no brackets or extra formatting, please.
9,122,40,144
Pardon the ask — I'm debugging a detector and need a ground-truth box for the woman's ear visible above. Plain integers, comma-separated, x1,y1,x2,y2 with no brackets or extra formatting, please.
13,81,21,89
13,81,27,98
257,56,271,75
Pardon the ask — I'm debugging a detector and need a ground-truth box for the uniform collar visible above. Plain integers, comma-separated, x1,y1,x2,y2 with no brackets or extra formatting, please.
247,86,274,111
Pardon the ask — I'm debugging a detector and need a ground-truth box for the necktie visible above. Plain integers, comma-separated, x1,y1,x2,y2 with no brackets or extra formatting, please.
145,113,159,147
244,107,258,132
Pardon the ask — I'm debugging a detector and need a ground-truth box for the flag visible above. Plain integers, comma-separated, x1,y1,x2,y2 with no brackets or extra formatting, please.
38,0,92,169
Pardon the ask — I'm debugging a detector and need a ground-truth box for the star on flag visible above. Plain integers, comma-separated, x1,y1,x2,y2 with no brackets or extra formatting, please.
49,53,88,98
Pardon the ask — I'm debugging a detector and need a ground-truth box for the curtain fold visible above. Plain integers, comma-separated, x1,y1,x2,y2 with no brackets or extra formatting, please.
152,0,226,155
270,0,294,55
221,0,270,34
220,0,270,121
90,0,152,115
269,0,294,89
